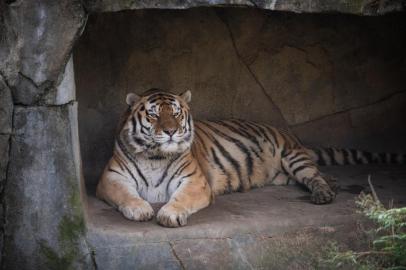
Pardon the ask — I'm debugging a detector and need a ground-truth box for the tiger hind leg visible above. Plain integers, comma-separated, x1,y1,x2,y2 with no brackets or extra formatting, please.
281,150,337,204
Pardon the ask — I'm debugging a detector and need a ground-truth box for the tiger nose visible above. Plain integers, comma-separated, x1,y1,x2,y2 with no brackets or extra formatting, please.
163,127,177,136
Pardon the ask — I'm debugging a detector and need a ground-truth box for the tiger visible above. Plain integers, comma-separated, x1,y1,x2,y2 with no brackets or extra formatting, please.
96,88,405,227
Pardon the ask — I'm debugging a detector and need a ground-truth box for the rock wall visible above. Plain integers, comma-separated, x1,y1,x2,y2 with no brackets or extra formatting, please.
74,8,406,188
0,1,93,269
84,0,406,15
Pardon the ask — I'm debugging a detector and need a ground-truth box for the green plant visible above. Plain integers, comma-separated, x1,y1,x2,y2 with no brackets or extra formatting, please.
319,176,406,270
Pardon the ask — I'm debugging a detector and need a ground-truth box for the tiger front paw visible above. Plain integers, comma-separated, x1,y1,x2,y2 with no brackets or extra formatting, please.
118,199,154,221
311,186,336,205
157,203,189,228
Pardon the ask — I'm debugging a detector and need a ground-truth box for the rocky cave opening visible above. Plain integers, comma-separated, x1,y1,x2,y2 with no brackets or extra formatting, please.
74,8,406,191
71,7,406,268
2,1,405,268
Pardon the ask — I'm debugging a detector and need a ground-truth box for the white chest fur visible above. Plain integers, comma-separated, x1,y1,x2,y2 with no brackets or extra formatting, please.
135,157,180,203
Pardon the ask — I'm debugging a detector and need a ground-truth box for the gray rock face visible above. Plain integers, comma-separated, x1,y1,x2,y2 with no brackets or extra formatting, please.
6,0,86,105
0,1,90,265
43,55,77,105
3,103,92,270
0,77,13,134
0,2,19,85
0,135,10,191
292,91,406,152
0,1,91,268
0,73,13,265
84,0,406,15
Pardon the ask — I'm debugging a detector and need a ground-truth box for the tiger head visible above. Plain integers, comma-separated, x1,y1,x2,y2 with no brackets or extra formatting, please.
118,89,194,157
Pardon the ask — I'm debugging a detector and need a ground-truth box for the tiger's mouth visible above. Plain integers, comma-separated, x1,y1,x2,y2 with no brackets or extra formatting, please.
153,132,187,144
153,137,178,145
149,135,192,156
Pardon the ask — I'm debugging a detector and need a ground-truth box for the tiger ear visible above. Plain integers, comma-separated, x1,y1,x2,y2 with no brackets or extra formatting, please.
126,93,140,106
180,90,191,103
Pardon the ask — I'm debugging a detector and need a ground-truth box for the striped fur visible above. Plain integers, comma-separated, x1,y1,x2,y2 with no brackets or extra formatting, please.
308,148,405,166
96,89,404,227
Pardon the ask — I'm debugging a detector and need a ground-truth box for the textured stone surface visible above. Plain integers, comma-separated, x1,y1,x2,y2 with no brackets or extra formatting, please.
0,135,10,189
252,46,335,125
42,55,77,105
0,77,13,134
240,11,406,125
0,134,9,263
87,165,406,269
6,0,86,105
74,9,406,187
292,91,406,152
84,0,406,15
3,103,93,270
0,11,15,265
0,2,19,84
89,239,182,270
0,2,89,266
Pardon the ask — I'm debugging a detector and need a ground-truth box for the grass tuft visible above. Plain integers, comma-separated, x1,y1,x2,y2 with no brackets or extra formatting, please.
319,176,406,270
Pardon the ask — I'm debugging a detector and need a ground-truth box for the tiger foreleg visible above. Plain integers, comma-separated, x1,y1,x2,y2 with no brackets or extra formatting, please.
281,151,336,204
97,161,154,221
319,172,340,193
157,173,211,227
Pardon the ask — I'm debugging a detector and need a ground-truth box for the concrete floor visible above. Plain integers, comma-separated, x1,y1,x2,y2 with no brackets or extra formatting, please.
86,165,406,270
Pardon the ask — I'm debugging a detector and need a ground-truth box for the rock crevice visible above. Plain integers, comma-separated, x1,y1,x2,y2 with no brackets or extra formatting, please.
291,88,406,128
217,10,290,130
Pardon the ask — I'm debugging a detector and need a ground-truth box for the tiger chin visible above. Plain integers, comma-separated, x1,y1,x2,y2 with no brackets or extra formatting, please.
96,88,404,227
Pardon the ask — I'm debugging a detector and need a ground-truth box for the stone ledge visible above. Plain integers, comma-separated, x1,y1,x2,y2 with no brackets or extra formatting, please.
86,165,406,269
84,0,405,15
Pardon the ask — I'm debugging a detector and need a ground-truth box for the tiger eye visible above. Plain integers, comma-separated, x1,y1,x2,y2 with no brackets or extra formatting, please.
146,110,158,119
147,115,157,121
